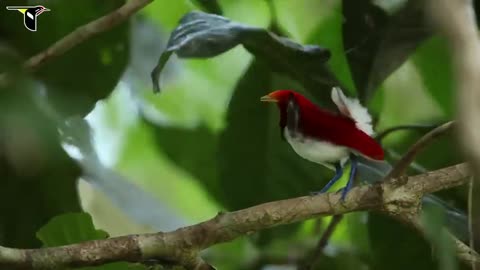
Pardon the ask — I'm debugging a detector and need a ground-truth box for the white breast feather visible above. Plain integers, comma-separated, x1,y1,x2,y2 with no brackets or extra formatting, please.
331,87,374,136
284,129,349,170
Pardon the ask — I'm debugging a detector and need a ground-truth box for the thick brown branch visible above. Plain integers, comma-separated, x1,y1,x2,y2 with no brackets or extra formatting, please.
0,163,472,269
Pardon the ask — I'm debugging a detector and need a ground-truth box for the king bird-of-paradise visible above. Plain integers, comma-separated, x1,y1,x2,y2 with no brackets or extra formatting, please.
260,87,384,200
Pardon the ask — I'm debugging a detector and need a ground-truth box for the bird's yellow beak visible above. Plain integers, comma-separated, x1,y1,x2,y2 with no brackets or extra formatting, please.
260,94,277,103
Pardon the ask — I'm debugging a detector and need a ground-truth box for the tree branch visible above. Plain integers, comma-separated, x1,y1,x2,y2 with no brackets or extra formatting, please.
0,163,473,269
299,215,344,270
385,121,454,179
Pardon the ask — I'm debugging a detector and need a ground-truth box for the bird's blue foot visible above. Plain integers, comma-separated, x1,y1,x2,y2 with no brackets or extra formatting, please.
310,163,343,196
311,156,358,202
340,155,358,201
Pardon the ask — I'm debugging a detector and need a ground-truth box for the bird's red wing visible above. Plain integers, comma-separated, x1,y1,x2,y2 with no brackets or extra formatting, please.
299,102,384,160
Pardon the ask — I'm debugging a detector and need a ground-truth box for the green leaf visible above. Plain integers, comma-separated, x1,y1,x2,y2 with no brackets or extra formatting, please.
36,213,108,247
36,213,146,270
307,1,356,93
151,11,333,97
342,0,431,102
412,36,455,116
0,0,129,116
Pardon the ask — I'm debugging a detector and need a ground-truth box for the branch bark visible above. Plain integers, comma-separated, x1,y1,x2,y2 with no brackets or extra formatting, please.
0,163,474,269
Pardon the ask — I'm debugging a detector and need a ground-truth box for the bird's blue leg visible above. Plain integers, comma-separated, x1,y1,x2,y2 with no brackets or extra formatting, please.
340,155,358,201
311,163,343,195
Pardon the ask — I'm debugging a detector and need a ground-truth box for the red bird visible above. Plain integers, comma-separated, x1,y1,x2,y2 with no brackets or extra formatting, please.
260,87,384,200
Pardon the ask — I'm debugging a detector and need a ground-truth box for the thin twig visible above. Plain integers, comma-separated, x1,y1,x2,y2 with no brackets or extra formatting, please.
375,123,441,142
385,121,454,179
387,149,428,174
0,163,473,269
0,0,154,85
469,177,476,270
299,215,344,270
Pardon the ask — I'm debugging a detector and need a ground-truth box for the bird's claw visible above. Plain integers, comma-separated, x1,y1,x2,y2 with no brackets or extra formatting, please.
339,187,349,201
309,187,348,202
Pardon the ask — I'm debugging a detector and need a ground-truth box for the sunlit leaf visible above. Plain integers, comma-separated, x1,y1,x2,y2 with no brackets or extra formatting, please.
36,213,108,246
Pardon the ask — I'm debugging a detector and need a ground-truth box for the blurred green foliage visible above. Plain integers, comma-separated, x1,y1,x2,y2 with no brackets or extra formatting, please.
0,0,128,116
0,66,81,248
37,212,108,247
0,0,471,269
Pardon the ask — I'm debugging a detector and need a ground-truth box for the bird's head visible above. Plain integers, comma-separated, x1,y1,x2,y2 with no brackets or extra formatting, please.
33,5,50,16
260,90,295,105
261,90,309,135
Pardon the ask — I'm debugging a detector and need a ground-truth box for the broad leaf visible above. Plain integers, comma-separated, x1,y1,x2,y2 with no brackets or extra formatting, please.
36,213,108,246
151,11,334,103
343,0,431,102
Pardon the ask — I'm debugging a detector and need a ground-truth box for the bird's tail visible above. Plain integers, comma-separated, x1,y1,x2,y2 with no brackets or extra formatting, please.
356,156,469,243
331,87,374,136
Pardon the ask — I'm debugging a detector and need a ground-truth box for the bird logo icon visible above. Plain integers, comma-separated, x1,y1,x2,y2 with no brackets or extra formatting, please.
6,5,50,32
